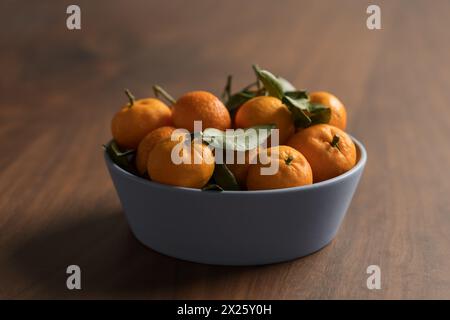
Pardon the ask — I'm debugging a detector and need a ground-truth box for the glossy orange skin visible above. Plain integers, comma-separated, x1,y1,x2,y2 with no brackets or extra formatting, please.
287,124,356,182
172,91,231,132
309,91,347,130
147,136,215,189
246,146,313,190
234,96,295,144
111,98,172,149
135,126,175,175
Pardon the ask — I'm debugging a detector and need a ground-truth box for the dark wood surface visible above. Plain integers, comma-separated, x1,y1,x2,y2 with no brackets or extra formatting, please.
1,0,449,299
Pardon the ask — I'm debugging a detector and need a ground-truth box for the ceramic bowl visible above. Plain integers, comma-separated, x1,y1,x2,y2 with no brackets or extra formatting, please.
104,137,367,265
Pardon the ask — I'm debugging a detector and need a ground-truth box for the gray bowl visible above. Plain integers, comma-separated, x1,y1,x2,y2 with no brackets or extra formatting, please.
104,137,367,266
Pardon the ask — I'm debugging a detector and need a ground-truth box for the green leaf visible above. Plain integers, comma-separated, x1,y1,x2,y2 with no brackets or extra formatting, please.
202,184,224,192
282,96,312,128
278,77,297,92
224,66,293,115
226,90,257,114
253,65,284,99
212,164,240,191
308,102,331,125
104,140,136,172
246,65,332,128
282,94,331,128
110,141,135,157
202,124,275,152
284,90,309,100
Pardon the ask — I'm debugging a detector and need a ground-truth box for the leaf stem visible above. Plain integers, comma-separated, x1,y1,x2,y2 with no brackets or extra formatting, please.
124,89,135,108
153,85,176,105
252,64,266,92
241,81,259,92
221,75,233,101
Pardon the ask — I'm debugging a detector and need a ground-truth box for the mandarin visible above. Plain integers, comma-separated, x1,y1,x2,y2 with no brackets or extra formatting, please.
234,96,294,144
309,91,347,130
111,90,172,149
246,145,312,190
287,124,356,182
172,91,231,132
147,135,215,189
135,126,175,175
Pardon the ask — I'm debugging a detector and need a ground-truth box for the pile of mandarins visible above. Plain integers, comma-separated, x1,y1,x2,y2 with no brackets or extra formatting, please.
107,66,357,191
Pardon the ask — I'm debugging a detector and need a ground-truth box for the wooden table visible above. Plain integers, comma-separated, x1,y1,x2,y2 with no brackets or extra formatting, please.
1,0,449,299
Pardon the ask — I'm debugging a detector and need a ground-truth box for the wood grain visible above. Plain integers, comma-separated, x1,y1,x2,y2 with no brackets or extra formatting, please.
0,0,449,299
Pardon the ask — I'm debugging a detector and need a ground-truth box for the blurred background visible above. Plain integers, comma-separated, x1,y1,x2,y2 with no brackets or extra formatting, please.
0,0,449,299
2,0,449,157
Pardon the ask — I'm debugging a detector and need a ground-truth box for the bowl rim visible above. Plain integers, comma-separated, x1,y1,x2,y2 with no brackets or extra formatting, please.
104,135,367,195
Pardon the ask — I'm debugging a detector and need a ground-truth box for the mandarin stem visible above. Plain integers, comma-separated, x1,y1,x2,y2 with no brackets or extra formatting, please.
330,134,341,151
285,155,294,165
153,85,176,105
124,89,135,107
